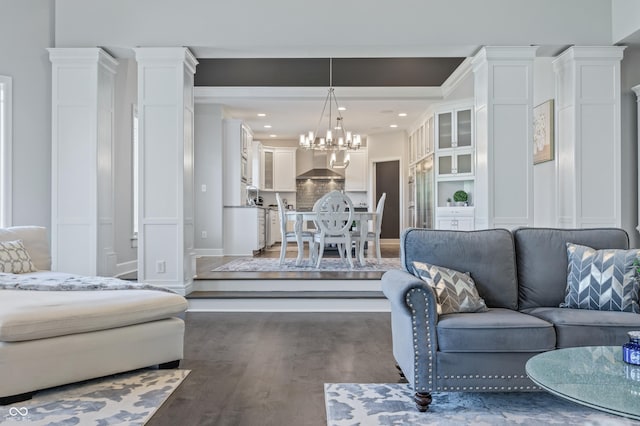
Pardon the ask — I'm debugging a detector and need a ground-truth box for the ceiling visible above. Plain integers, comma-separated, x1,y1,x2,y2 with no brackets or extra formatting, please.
193,57,471,142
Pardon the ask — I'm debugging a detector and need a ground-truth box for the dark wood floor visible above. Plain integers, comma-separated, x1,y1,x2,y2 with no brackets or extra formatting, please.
147,312,400,426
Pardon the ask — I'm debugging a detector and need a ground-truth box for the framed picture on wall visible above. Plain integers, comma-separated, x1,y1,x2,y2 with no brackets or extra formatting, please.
533,99,554,164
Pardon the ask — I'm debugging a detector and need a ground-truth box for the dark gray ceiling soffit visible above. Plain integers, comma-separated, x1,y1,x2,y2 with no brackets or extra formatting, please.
194,57,465,87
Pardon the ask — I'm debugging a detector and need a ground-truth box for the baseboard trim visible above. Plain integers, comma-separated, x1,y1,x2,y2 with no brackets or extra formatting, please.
194,248,224,257
187,297,390,312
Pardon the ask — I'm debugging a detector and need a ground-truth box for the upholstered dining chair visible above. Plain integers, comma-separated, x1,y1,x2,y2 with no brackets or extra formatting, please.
313,190,354,268
276,193,316,266
351,192,386,263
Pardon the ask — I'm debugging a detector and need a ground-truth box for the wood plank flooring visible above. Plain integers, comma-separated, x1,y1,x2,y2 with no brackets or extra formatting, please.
147,312,400,426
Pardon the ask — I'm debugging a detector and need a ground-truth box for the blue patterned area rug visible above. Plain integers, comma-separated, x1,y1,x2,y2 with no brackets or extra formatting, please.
1,369,189,425
213,257,401,272
325,383,640,426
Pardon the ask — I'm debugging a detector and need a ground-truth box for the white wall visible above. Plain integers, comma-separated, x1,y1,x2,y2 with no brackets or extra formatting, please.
612,0,640,43
113,59,137,271
54,0,612,58
620,46,640,248
533,57,556,227
0,0,53,229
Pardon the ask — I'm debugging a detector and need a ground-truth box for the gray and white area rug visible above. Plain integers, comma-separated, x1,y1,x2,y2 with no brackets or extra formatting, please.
325,383,640,426
213,257,402,272
1,368,189,425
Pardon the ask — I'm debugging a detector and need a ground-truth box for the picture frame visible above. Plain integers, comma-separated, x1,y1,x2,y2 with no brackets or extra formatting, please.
533,99,554,164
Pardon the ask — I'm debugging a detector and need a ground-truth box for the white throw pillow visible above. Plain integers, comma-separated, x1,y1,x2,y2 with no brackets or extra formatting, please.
0,239,38,274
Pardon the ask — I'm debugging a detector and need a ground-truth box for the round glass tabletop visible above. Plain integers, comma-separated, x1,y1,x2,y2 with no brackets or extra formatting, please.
526,346,640,421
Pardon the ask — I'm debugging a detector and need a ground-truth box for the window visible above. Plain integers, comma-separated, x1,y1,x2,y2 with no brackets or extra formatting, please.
0,76,12,227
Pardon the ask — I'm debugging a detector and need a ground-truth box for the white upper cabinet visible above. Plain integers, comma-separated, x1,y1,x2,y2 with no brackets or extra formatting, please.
252,143,296,191
223,119,253,205
437,107,472,150
273,148,297,191
345,150,368,191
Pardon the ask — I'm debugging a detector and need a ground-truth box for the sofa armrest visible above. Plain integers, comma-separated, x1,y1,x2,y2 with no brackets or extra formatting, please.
381,269,439,393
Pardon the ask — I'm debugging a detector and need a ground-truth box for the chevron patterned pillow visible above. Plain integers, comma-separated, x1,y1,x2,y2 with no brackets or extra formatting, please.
412,261,488,315
561,243,640,313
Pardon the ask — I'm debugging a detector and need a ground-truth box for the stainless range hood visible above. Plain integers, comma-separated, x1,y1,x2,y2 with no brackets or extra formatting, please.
296,168,345,180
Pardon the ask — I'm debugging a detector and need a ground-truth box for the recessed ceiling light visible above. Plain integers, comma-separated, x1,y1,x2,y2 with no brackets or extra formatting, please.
338,106,346,111
269,134,277,138
398,113,408,117
264,125,272,129
257,113,266,117
390,124,398,128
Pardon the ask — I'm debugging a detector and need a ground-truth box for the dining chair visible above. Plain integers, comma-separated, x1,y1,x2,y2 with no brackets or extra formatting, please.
351,192,386,264
276,193,316,266
313,190,354,268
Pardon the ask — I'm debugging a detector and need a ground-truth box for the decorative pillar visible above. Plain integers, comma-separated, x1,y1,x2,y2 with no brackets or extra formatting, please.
553,47,625,228
48,48,117,276
631,84,640,234
134,48,198,295
472,46,537,229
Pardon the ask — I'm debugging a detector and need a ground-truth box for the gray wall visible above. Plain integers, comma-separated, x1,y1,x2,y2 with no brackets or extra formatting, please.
0,0,53,229
621,46,640,248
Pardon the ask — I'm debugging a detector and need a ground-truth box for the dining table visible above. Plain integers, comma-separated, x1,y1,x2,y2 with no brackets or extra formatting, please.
285,210,376,267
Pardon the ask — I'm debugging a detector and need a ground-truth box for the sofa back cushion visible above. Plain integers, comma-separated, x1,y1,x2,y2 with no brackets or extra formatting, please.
0,226,51,271
402,228,518,309
513,227,629,310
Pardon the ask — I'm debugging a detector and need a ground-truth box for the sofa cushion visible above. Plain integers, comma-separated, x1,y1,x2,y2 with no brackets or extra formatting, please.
522,307,640,348
412,261,488,315
513,227,629,310
0,283,188,342
436,308,555,353
561,243,640,313
0,226,51,271
402,228,518,309
0,240,38,273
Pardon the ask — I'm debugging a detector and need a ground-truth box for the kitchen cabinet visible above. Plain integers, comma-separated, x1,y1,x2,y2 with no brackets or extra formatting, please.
345,150,368,191
436,207,475,230
223,119,253,206
252,143,296,191
223,206,266,255
267,208,281,246
436,148,473,177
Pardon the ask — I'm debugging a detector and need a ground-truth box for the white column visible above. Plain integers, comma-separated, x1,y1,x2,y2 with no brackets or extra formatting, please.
472,46,537,229
631,84,640,234
553,47,625,228
134,48,197,295
48,48,117,276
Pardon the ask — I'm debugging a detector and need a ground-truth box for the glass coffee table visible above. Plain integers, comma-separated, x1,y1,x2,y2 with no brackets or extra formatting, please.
526,346,640,420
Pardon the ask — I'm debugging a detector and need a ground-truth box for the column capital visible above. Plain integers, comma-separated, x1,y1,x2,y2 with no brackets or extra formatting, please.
471,46,538,71
553,46,626,71
47,47,118,74
134,47,198,74
632,84,640,99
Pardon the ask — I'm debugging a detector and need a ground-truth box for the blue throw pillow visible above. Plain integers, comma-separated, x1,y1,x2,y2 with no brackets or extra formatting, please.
561,243,640,313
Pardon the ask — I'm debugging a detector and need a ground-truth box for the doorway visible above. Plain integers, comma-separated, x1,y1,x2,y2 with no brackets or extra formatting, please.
374,160,400,239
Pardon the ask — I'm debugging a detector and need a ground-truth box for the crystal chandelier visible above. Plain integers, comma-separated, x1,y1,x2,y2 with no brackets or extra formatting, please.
299,58,362,153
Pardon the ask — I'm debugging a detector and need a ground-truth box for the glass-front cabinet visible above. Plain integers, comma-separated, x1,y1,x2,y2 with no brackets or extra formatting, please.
437,108,472,149
414,156,434,229
437,149,473,177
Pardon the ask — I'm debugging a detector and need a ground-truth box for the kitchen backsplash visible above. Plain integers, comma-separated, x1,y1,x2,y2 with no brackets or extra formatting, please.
296,179,345,210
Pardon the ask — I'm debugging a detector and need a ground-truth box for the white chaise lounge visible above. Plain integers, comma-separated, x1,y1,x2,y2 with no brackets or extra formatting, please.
0,226,188,404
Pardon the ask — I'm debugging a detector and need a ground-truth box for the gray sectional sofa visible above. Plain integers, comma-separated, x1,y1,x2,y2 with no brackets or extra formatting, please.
382,227,640,411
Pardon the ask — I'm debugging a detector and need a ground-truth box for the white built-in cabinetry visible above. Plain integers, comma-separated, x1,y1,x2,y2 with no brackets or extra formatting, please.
408,116,434,229
223,119,253,205
434,103,475,230
223,206,266,255
252,142,297,192
345,150,368,191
